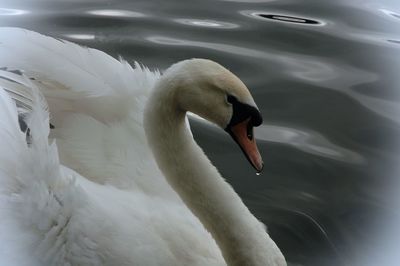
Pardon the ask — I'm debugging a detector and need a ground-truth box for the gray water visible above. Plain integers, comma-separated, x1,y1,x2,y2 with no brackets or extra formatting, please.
1,0,400,265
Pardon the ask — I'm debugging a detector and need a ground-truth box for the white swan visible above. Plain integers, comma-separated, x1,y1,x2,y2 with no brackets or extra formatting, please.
0,28,286,266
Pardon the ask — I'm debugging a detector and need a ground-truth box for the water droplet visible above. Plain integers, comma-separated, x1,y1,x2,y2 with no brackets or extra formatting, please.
256,172,261,176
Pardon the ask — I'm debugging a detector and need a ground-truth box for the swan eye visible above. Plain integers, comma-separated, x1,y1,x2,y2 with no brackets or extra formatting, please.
226,94,236,104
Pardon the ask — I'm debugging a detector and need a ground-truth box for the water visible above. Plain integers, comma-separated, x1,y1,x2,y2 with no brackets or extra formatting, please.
1,0,400,265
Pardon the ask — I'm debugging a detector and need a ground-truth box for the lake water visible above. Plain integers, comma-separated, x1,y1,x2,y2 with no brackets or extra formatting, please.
1,0,400,265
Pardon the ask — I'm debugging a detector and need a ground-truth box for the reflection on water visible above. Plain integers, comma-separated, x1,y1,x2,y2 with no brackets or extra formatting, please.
1,0,400,265
257,125,365,164
388,39,400,44
86,9,146,18
64,33,96,40
243,11,323,25
0,8,29,16
380,8,400,20
174,18,239,29
257,14,320,25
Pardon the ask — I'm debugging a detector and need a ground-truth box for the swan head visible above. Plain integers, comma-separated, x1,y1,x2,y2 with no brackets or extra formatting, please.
165,58,264,172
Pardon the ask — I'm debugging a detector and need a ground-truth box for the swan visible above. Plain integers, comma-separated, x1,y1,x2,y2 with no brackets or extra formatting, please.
0,28,286,266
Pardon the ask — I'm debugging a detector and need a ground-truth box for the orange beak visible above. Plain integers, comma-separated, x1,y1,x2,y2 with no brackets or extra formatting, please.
227,117,263,173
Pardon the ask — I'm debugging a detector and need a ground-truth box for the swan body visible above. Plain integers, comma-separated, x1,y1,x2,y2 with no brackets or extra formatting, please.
0,28,286,266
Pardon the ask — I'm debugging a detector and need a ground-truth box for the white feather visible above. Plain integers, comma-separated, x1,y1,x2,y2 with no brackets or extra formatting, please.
0,27,166,191
0,84,85,266
0,28,286,266
0,81,224,266
0,28,225,266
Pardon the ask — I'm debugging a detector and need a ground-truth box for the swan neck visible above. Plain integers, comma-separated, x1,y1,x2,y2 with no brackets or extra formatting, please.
144,77,285,266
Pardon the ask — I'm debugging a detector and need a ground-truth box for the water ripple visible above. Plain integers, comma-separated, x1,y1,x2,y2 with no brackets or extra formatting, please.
388,39,400,44
256,14,320,25
63,34,96,40
241,10,325,26
345,89,400,125
0,8,29,16
146,35,376,86
146,35,272,58
218,0,277,2
257,124,365,164
190,112,364,164
86,9,146,18
147,35,398,125
380,9,400,20
174,18,239,29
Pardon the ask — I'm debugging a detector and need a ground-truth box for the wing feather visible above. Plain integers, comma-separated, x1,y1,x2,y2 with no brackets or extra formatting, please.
0,27,160,122
0,27,173,195
0,85,89,265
